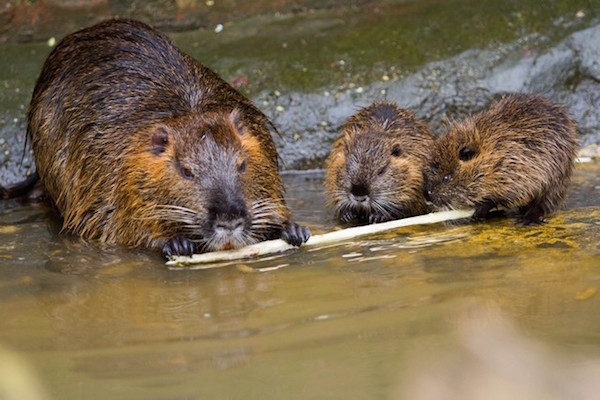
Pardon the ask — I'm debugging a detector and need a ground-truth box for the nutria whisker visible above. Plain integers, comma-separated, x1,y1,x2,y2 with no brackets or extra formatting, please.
181,225,205,232
373,193,409,207
370,200,395,221
154,205,199,215
251,215,283,224
250,200,287,220
251,215,286,228
251,207,284,216
251,221,285,231
251,198,285,206
137,206,199,226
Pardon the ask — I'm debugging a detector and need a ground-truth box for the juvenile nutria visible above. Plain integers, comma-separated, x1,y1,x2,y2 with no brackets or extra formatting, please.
324,101,434,224
423,93,577,224
27,19,310,257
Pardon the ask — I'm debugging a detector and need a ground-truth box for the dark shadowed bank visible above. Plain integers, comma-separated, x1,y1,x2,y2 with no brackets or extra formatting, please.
0,0,599,183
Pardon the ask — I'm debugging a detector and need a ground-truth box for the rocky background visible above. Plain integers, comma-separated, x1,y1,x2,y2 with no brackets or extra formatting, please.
0,0,599,183
266,22,600,169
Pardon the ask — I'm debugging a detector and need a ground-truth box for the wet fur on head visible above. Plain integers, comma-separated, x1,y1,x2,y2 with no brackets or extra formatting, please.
48,108,290,252
423,93,577,223
324,101,434,224
115,110,290,252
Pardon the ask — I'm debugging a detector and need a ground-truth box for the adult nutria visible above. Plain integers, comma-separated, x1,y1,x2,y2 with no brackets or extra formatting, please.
324,101,434,224
26,18,310,257
423,93,577,224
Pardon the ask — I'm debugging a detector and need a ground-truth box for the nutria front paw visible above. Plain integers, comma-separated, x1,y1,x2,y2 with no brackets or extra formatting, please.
339,209,357,224
472,200,497,220
281,221,311,247
163,236,195,258
369,211,393,224
518,206,545,225
340,208,369,224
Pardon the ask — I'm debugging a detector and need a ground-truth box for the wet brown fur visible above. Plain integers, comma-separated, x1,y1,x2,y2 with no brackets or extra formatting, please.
324,101,434,224
423,93,577,224
27,19,308,255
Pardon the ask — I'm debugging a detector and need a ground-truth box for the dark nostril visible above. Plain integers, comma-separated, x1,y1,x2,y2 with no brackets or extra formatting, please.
423,187,432,202
350,183,369,198
352,195,368,203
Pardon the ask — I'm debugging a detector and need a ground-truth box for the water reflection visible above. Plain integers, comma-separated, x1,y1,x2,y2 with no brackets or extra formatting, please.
0,345,48,400
400,306,600,400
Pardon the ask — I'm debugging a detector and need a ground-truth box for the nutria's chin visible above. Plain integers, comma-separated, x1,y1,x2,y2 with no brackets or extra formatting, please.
27,19,310,257
324,101,434,225
423,93,577,224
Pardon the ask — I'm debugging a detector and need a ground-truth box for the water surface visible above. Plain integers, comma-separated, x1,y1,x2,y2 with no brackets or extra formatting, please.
1,162,599,399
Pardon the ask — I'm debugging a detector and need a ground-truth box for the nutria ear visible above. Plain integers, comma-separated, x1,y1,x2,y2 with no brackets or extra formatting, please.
150,126,170,155
229,109,245,136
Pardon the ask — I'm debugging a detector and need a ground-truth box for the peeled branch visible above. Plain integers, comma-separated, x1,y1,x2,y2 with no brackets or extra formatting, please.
166,209,473,267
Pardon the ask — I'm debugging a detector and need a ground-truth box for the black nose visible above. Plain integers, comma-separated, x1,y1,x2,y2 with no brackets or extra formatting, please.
350,183,370,203
211,201,247,219
350,183,369,197
209,190,248,226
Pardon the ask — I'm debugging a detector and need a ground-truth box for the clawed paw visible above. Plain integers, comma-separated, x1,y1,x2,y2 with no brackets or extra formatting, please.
281,221,311,247
163,236,195,258
518,214,544,225
339,209,370,225
369,212,389,224
340,210,357,224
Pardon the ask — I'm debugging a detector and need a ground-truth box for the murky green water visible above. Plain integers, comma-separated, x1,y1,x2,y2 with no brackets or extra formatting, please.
1,162,599,399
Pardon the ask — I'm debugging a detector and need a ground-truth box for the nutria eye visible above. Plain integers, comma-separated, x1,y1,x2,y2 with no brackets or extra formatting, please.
442,174,451,184
238,160,247,173
391,145,402,157
178,163,194,180
459,146,476,161
151,128,169,155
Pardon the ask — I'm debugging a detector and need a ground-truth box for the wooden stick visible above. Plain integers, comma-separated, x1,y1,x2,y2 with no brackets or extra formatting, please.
166,209,473,267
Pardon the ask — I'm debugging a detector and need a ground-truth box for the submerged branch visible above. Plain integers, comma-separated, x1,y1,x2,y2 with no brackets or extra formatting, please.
166,209,474,267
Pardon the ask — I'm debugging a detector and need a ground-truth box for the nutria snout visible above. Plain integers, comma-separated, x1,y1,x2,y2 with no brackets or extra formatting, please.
423,93,577,224
26,19,310,257
324,101,434,224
